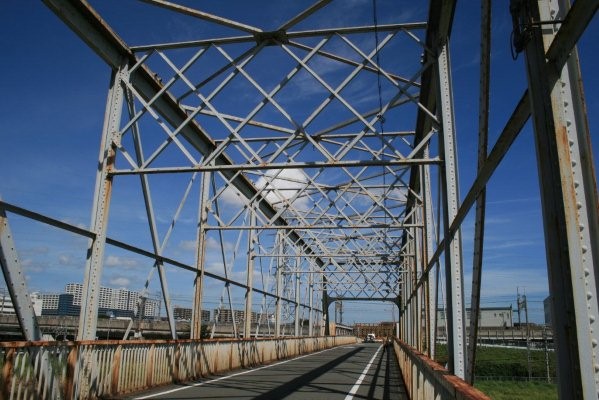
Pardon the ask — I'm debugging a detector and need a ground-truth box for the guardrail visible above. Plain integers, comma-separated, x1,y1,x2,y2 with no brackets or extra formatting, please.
392,338,491,400
0,336,357,399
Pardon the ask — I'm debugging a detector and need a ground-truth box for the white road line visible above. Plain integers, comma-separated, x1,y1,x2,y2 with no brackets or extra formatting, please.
344,344,384,400
134,345,351,399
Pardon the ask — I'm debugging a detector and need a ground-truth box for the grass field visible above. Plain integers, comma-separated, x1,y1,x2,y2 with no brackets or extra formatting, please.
435,344,556,379
434,344,557,399
475,381,557,400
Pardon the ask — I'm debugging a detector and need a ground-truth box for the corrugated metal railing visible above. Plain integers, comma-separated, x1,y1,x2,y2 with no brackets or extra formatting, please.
0,336,357,399
392,338,490,400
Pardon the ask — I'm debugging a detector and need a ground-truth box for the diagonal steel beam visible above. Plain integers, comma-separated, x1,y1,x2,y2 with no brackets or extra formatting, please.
139,0,263,34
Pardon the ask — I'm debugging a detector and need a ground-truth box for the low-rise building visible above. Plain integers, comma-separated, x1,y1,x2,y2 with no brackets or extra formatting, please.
437,306,513,329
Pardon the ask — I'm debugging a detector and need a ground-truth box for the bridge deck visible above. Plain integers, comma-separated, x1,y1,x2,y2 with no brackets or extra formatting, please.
127,343,407,400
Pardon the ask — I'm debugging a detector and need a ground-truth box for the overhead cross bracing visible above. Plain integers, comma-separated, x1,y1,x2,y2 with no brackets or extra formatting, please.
42,0,446,341
1,0,598,399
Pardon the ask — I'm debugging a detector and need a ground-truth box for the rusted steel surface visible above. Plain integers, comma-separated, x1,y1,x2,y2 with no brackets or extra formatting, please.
0,336,356,399
1,347,16,400
393,337,491,400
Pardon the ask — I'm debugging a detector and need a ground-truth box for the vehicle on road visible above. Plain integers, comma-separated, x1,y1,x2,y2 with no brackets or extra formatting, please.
364,333,376,343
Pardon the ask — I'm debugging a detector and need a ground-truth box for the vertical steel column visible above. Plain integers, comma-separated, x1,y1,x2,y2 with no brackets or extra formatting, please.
275,231,283,337
125,89,178,340
191,172,211,339
422,151,437,358
308,271,314,336
294,258,301,337
0,206,41,340
406,252,413,346
78,64,126,340
522,1,599,397
408,233,416,347
413,216,424,351
322,275,330,336
467,0,491,384
436,41,466,378
244,209,255,338
400,268,410,343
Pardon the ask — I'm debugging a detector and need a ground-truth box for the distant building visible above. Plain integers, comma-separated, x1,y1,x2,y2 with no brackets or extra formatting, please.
174,307,192,321
437,306,513,329
174,307,210,322
354,322,396,338
30,292,44,316
0,288,15,315
1,284,160,318
1,290,55,316
64,283,160,318
57,294,80,316
213,308,258,324
41,293,60,315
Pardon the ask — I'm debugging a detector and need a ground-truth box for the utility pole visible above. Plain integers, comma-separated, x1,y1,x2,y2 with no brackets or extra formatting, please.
544,324,551,383
519,292,532,381
516,287,522,328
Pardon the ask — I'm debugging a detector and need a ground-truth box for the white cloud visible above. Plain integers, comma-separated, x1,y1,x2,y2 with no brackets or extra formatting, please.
21,258,43,273
58,254,74,266
105,255,139,269
179,240,196,252
255,169,311,211
485,240,537,250
109,276,131,287
178,238,233,253
220,184,247,206
218,169,312,213
205,262,225,275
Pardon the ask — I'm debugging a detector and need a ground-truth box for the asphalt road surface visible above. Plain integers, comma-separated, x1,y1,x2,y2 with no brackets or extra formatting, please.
129,342,408,399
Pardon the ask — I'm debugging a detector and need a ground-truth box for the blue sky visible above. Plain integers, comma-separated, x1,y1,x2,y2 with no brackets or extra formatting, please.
0,1,597,324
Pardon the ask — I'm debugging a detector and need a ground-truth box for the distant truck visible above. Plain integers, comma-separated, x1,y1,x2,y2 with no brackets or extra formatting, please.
364,333,376,343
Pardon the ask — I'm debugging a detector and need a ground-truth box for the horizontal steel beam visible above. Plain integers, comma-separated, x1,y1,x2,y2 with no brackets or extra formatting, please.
205,224,421,231
108,158,442,175
130,22,428,51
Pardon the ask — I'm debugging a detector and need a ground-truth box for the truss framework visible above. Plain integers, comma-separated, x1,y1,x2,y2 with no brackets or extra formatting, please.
1,1,598,398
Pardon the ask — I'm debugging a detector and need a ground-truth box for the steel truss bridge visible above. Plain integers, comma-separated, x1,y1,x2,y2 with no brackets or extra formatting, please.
0,0,597,398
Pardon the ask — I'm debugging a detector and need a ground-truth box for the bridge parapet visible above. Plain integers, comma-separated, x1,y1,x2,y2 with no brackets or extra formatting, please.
392,338,490,400
0,336,357,399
